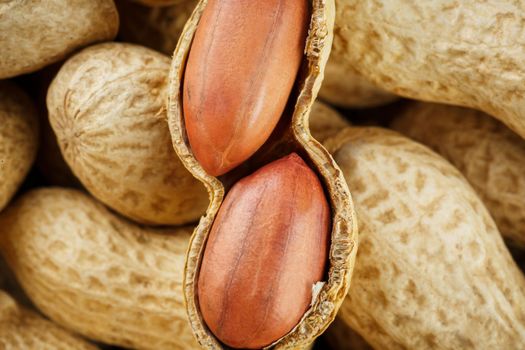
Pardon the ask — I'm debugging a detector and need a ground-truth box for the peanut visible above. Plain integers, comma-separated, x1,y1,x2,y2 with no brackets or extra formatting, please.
168,1,358,348
0,291,97,350
0,0,118,79
392,102,525,248
183,0,309,175
329,0,525,138
47,42,208,226
198,153,330,349
0,81,39,212
324,127,525,349
0,188,199,349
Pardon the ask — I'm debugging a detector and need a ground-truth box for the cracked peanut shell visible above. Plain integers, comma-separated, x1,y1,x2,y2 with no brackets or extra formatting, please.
167,0,358,348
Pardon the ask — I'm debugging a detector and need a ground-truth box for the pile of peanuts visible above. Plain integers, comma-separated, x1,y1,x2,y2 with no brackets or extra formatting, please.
1,1,524,349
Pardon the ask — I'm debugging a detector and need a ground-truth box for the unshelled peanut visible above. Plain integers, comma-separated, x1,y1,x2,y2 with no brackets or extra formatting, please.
329,0,525,138
392,102,525,248
47,42,208,226
323,127,525,349
0,0,118,79
0,291,97,350
0,188,199,350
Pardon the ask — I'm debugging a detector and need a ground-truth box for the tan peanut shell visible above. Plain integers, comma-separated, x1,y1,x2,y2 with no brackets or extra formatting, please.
117,0,198,55
0,0,119,79
167,0,358,348
319,63,397,108
47,42,208,226
0,290,97,350
391,102,525,248
323,127,525,349
0,81,39,212
330,0,525,138
0,188,199,350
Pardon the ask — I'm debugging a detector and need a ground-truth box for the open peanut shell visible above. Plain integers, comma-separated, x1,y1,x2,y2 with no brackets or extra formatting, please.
166,1,358,348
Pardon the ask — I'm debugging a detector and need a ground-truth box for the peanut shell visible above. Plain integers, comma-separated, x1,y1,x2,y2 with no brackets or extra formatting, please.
0,291,97,350
392,102,525,248
329,0,525,138
0,81,39,212
167,0,357,348
0,0,119,79
47,42,208,226
324,127,525,349
0,188,199,350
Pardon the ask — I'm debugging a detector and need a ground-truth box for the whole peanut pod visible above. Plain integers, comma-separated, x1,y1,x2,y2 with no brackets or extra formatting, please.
48,42,208,226
392,102,525,248
0,290,97,350
0,81,39,212
0,0,118,79
167,0,357,348
183,0,309,176
199,153,330,349
324,127,525,349
0,188,199,350
329,0,525,139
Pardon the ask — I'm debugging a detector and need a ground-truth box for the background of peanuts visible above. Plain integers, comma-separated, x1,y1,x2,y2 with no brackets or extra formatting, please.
2,0,525,349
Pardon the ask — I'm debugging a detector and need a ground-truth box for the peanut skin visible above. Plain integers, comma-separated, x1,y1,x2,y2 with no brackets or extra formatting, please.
198,153,330,349
183,0,309,176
